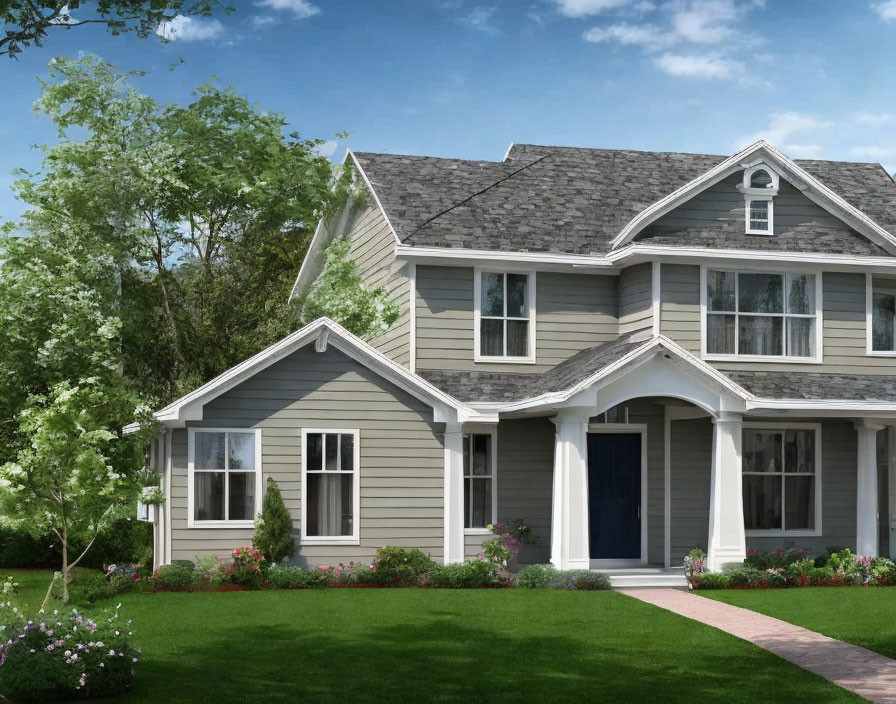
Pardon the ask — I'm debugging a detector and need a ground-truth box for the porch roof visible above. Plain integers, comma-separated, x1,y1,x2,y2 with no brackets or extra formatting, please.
725,370,896,402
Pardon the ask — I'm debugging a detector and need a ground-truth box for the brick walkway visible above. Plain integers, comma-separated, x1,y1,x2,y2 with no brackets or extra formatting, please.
621,588,896,704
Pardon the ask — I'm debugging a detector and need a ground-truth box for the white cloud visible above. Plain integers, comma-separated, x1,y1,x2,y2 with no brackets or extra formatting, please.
850,146,896,159
872,0,896,21
155,15,225,42
583,22,675,50
250,15,279,29
854,111,896,126
254,0,320,19
671,0,741,44
736,112,832,150
554,0,633,18
462,6,499,33
780,144,824,158
655,52,743,79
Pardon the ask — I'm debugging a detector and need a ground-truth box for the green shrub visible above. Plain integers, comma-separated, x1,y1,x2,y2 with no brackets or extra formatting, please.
426,560,508,589
691,572,731,590
371,546,437,586
552,570,611,591
170,559,195,570
253,479,295,564
152,563,200,592
51,568,114,605
265,565,329,589
517,564,558,588
0,526,57,569
744,547,811,570
229,547,264,588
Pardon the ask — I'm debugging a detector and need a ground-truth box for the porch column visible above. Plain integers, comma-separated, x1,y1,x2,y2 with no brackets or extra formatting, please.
550,408,591,570
855,419,884,557
443,421,465,565
707,412,746,572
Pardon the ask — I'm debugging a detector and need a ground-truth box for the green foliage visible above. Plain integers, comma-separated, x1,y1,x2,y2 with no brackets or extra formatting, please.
253,479,295,564
690,572,732,590
51,568,114,605
371,546,437,586
298,237,400,338
744,547,811,570
152,564,201,592
426,560,508,589
0,2,226,58
264,565,330,589
516,565,610,591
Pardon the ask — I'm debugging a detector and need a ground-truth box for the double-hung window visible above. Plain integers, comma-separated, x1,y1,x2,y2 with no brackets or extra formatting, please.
742,426,820,534
705,269,818,359
302,429,360,543
869,276,896,354
463,434,495,529
189,429,261,526
476,271,535,361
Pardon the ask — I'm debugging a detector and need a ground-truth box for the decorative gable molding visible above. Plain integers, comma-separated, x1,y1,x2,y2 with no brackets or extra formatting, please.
610,140,896,255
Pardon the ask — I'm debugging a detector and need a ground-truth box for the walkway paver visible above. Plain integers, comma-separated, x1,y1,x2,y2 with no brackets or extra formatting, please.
621,588,896,704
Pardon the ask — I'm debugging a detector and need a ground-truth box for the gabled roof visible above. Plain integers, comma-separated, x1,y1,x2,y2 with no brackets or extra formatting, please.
128,318,480,431
353,142,896,257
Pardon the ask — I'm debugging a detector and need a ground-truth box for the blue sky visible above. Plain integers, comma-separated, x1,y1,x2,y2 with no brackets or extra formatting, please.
2,0,896,221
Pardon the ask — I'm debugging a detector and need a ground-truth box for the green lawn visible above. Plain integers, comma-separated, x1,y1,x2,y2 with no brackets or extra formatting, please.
702,587,896,660
7,570,861,703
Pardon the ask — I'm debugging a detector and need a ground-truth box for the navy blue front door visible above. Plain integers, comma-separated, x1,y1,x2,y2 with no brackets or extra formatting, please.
587,433,641,560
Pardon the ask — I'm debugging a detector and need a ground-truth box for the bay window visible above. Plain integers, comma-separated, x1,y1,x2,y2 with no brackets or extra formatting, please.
742,425,820,534
302,429,360,543
476,270,535,361
463,433,495,529
705,269,818,359
189,429,261,526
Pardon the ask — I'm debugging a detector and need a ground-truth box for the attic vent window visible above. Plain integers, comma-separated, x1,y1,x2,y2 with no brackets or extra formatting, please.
739,164,780,236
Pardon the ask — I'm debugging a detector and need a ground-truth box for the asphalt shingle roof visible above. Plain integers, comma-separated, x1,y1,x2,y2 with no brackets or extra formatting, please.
353,144,896,256
722,371,896,402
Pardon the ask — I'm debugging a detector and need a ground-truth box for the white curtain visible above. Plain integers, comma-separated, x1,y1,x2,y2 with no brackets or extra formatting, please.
316,474,344,536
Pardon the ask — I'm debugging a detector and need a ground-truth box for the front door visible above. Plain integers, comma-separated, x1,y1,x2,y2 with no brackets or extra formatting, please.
587,433,641,560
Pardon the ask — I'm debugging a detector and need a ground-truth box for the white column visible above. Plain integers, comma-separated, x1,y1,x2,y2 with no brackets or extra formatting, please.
550,408,591,570
443,421,465,565
855,419,883,557
888,425,896,561
707,412,746,572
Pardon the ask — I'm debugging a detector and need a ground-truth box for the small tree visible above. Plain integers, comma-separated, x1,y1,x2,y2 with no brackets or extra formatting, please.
0,379,154,604
253,478,295,564
298,237,399,338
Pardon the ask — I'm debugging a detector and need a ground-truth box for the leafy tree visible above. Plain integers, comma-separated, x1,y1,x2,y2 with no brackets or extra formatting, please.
11,55,338,404
298,236,400,338
253,478,295,564
1,1,226,58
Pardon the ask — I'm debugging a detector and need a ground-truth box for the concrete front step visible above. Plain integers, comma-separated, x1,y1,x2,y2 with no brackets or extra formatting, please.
608,573,689,589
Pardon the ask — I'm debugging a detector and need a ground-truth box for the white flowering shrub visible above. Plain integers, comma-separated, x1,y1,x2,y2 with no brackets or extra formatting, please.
298,237,399,338
0,576,139,701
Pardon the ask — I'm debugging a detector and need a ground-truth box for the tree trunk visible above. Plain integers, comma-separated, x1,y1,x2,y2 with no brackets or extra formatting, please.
61,537,70,604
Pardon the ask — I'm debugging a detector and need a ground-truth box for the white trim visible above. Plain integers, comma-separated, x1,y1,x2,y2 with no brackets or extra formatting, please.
473,268,537,364
610,140,896,254
408,262,417,373
348,150,401,248
700,265,823,364
651,261,661,337
461,427,499,530
164,431,172,564
396,245,616,270
664,410,671,569
444,422,465,564
501,142,515,162
742,422,822,538
299,428,361,546
741,164,780,193
586,424,649,565
745,198,774,236
187,428,264,529
866,272,896,356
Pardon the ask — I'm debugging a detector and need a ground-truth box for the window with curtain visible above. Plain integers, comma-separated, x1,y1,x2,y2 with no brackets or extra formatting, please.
747,199,771,233
872,286,896,352
304,431,357,538
706,270,816,358
478,271,532,358
192,430,257,523
463,434,494,528
742,428,817,532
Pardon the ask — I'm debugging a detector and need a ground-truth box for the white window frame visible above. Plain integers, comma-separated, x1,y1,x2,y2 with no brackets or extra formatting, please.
462,427,498,535
700,265,823,363
300,428,361,546
473,268,537,364
187,427,263,529
743,422,822,538
739,164,779,236
865,272,896,357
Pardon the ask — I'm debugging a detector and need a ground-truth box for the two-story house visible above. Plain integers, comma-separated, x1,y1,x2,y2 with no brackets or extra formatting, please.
140,140,896,584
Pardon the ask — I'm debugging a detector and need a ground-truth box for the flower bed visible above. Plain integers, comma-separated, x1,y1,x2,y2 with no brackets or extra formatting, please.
685,547,896,590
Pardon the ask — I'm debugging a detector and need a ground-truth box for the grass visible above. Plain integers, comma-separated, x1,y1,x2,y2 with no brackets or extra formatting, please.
6,570,861,703
701,586,896,660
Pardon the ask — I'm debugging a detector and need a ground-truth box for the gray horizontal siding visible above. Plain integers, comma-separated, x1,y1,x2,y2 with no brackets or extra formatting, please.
618,263,653,335
660,264,701,354
638,173,885,256
415,266,618,373
169,344,444,566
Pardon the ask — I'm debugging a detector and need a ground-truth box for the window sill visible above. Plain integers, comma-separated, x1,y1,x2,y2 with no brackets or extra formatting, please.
474,356,537,365
744,230,773,236
868,350,896,357
464,528,493,536
704,354,822,364
187,521,255,529
300,537,361,546
745,529,821,538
